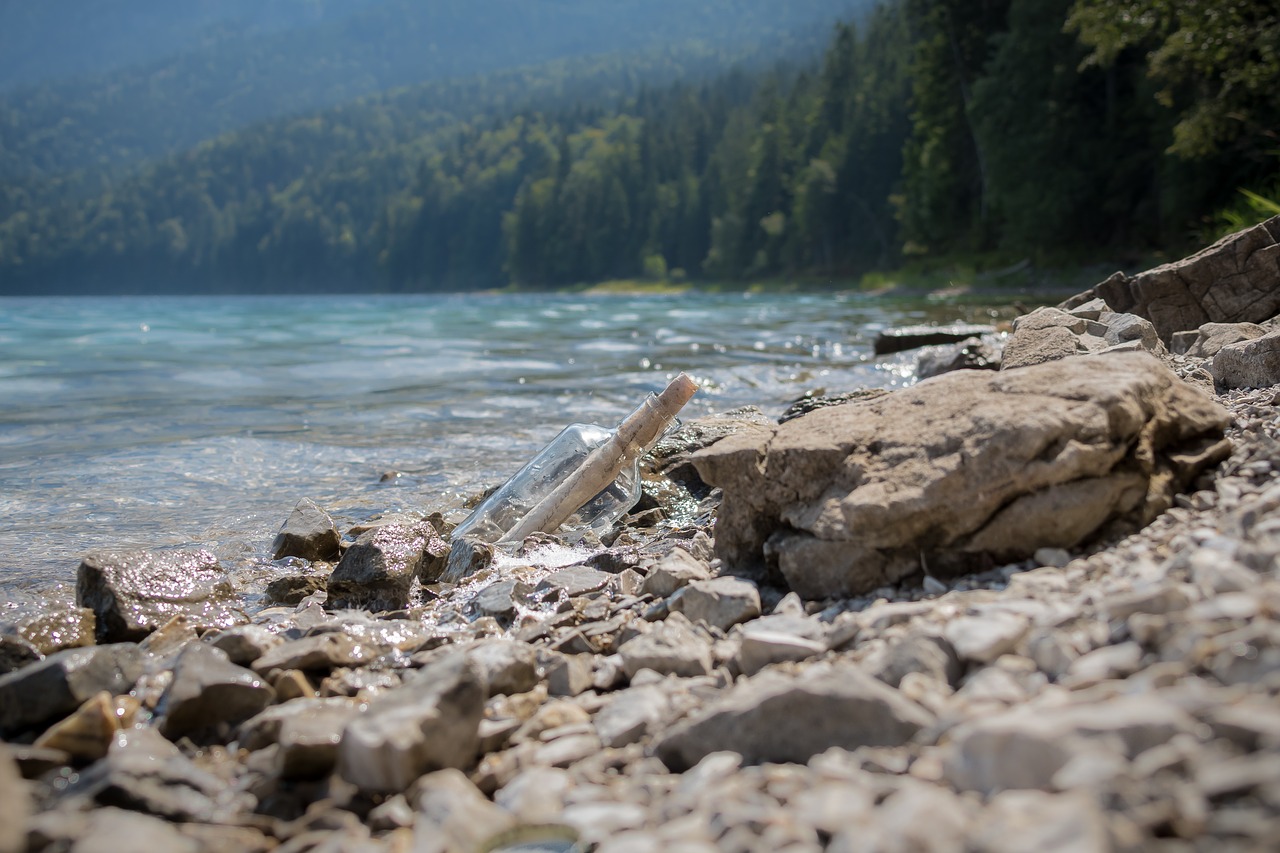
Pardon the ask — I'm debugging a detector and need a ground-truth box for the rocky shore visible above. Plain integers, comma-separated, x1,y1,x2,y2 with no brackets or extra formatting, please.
3,217,1279,852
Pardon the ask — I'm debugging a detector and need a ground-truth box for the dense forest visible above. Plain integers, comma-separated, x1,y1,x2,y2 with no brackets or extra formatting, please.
0,0,1276,294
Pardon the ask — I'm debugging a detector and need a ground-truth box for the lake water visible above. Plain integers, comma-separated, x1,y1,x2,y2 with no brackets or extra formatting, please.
0,291,1021,612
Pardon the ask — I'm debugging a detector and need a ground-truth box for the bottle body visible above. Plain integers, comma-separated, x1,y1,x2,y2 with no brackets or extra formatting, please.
452,422,642,545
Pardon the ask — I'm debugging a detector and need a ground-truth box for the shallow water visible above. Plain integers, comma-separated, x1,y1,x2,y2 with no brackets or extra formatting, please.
0,291,1022,610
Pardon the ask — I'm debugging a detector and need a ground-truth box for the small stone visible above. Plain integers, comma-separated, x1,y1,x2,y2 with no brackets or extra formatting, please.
411,768,516,853
275,700,363,780
14,608,96,655
1212,329,1280,389
970,789,1110,853
537,566,612,597
271,498,341,561
0,644,143,736
441,537,495,584
66,726,245,822
1033,547,1072,568
65,808,200,853
33,691,133,762
640,549,712,598
462,640,539,697
0,635,42,676
338,655,483,793
472,578,533,620
250,633,381,675
76,550,244,643
944,614,1029,665
594,683,674,748
328,521,441,611
0,745,30,853
667,576,761,631
544,652,594,697
271,669,316,702
1061,641,1143,687
157,643,276,739
263,574,327,606
655,662,934,770
205,625,284,667
617,617,713,679
735,627,826,676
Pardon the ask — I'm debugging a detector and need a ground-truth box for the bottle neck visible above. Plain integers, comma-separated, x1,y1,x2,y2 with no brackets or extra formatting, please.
613,372,697,457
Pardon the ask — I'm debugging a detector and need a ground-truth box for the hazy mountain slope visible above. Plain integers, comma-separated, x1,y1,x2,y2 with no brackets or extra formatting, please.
0,0,868,183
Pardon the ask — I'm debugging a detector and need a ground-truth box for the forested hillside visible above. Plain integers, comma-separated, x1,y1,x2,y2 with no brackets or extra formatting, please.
0,0,866,182
1,0,1276,294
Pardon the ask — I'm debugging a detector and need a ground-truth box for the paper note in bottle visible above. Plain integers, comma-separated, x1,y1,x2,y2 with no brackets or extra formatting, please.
452,373,698,545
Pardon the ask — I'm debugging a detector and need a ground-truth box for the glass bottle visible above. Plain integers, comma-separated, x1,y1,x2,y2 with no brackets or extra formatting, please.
452,373,698,546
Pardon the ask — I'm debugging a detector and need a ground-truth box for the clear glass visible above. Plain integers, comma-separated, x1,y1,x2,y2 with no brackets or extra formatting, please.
452,422,642,544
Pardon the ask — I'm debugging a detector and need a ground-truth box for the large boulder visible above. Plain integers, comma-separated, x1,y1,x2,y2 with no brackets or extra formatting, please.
1211,329,1280,389
76,550,244,643
693,353,1229,599
1062,214,1280,342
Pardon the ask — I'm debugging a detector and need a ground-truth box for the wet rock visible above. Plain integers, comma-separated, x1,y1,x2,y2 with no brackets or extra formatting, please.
655,662,934,770
1063,215,1280,342
205,624,284,667
874,324,996,356
667,576,761,631
1212,329,1280,389
250,632,381,674
65,726,247,822
537,565,612,597
34,692,137,763
14,607,96,655
0,745,29,853
441,536,495,584
271,498,341,561
617,616,713,679
0,634,41,675
263,574,327,605
0,643,142,736
694,353,1229,598
1184,322,1268,357
472,578,534,620
338,655,484,793
156,643,275,739
328,520,441,611
639,548,711,598
916,336,1003,379
76,549,244,642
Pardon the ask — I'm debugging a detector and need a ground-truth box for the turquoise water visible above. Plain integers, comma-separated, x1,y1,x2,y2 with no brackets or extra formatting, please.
0,291,1015,605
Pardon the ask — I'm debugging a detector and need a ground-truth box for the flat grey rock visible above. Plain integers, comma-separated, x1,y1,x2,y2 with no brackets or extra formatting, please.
655,662,934,770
